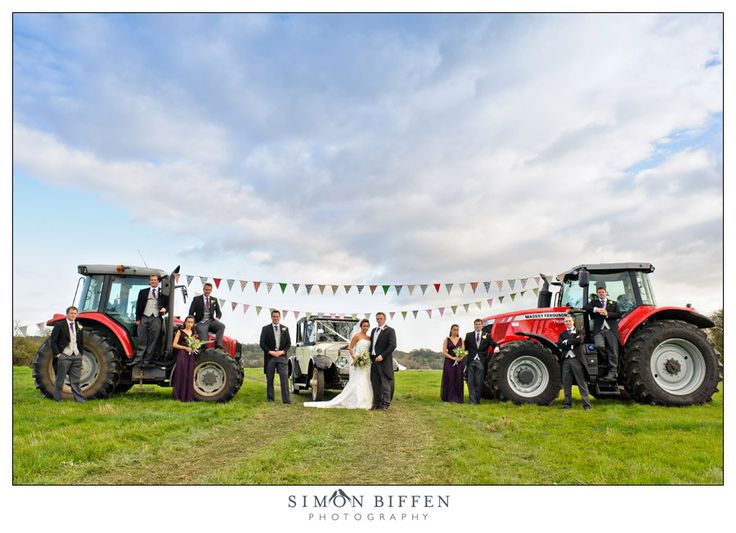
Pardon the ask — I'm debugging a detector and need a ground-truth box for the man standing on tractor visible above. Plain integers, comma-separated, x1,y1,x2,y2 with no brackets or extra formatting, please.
584,284,621,380
131,274,167,367
50,305,86,403
188,282,226,349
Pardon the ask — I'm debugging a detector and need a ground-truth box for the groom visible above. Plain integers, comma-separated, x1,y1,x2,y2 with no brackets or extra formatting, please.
369,312,397,410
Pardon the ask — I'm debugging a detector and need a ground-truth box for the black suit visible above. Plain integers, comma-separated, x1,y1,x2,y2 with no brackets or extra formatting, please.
135,286,167,321
259,323,292,402
463,330,499,404
583,298,622,376
50,319,85,402
133,286,167,365
369,325,397,409
188,295,225,347
556,328,590,408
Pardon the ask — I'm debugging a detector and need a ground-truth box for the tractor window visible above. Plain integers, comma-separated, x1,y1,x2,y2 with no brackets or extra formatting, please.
78,275,104,313
635,272,656,306
107,276,152,329
589,273,636,316
560,282,584,308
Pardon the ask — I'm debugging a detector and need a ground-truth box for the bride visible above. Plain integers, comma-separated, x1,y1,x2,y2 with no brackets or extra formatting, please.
304,319,373,409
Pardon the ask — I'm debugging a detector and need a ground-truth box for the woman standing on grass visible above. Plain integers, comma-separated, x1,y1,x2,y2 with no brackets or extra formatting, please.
440,324,464,403
172,315,197,402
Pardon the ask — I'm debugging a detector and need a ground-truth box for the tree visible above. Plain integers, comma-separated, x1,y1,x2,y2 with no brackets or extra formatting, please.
708,308,723,362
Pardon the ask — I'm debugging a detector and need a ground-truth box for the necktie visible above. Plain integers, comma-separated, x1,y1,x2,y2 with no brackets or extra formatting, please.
205,297,209,310
476,333,480,345
153,288,157,299
600,299,605,307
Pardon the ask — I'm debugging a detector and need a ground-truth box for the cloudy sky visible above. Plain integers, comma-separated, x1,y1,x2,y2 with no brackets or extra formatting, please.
12,13,723,349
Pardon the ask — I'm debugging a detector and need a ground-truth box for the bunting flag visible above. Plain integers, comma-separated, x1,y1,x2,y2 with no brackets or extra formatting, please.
520,278,528,289
533,276,541,285
543,274,553,284
395,285,403,295
186,275,194,286
401,311,408,320
533,287,539,296
420,284,428,295
438,307,445,317
305,284,313,294
451,305,457,314
475,301,482,310
319,285,326,295
218,298,225,308
293,283,301,293
226,279,235,291
344,285,352,294
306,312,312,319
357,285,365,294
19,325,28,336
463,303,470,313
445,283,453,294
240,280,248,291
266,282,274,294
369,285,377,295
231,302,238,311
470,282,478,293
389,311,395,320
412,310,418,319
243,304,250,314
433,283,441,293
364,313,371,320
294,311,300,320
499,296,505,304
200,276,208,286
331,285,339,295
408,285,416,295
521,290,527,297
426,309,432,318
253,281,261,292
483,281,491,293
459,283,466,294
487,298,493,308
510,293,517,301
496,280,504,291
280,283,288,294
283,310,289,318
213,278,222,289
382,285,390,295
36,321,46,332
507,279,516,291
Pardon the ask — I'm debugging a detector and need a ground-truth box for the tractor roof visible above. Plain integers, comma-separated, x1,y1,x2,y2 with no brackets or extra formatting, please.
557,262,654,280
77,264,168,277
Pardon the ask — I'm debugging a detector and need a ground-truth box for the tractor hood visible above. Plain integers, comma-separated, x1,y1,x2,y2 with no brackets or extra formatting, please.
482,306,571,345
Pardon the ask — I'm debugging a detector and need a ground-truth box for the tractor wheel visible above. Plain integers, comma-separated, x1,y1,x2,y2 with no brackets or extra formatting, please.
192,348,244,402
623,320,720,406
311,369,325,401
488,341,561,405
32,329,122,400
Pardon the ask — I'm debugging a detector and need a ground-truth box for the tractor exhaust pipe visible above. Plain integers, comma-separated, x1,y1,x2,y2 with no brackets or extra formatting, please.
537,273,552,308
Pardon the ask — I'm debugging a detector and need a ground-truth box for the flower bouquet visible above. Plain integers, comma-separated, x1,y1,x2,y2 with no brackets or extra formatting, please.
354,349,371,368
185,335,205,355
453,346,468,366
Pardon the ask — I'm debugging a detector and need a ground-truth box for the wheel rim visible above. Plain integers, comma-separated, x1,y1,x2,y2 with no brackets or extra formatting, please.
78,351,101,389
193,361,226,398
650,338,706,395
506,355,550,398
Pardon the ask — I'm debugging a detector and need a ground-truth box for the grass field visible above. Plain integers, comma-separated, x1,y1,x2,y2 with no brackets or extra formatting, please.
12,366,723,485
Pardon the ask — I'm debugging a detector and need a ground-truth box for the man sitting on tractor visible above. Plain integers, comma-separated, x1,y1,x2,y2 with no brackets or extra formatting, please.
584,284,622,380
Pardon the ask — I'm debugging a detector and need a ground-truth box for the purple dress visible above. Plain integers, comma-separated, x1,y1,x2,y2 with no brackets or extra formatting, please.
173,330,196,402
441,337,464,403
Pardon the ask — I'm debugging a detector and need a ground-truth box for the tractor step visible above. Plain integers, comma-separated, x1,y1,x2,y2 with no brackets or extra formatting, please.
132,366,167,381
592,381,623,395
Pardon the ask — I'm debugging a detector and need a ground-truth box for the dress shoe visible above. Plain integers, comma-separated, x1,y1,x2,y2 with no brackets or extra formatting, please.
603,372,618,381
125,359,141,367
584,406,591,411
562,405,571,409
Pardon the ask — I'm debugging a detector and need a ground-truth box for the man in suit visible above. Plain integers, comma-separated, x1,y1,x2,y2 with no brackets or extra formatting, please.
50,306,86,403
188,282,225,349
259,310,291,403
464,318,500,405
557,315,591,410
131,274,167,366
583,285,622,380
369,312,397,410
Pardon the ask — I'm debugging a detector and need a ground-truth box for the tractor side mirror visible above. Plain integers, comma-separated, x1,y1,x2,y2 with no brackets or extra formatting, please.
578,269,590,288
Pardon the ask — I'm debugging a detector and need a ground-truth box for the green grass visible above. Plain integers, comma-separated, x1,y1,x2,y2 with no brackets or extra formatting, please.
12,366,723,485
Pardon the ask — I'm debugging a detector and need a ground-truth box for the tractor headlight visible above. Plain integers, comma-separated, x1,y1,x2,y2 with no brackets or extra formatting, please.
336,355,349,369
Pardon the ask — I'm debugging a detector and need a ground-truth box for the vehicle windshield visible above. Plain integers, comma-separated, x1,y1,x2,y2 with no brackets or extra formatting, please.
305,320,357,343
78,275,104,313
106,275,153,330
560,271,639,317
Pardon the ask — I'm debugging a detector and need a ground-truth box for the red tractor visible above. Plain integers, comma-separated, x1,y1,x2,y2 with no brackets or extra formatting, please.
481,263,721,406
33,264,244,402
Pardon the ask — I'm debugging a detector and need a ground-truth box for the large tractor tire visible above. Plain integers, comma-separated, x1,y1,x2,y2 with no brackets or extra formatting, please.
487,341,562,405
192,348,244,402
311,368,326,401
32,328,122,400
623,320,720,406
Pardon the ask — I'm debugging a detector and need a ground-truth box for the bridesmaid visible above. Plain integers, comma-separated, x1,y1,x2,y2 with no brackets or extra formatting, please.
172,315,197,402
440,324,464,403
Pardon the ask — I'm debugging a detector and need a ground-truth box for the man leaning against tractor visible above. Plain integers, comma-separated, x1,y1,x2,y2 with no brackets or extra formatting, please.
50,305,86,403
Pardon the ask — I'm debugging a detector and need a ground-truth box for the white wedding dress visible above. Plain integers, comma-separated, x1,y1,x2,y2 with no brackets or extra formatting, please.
304,338,374,409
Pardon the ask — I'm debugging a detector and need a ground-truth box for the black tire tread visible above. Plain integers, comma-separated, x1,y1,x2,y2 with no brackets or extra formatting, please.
487,340,561,405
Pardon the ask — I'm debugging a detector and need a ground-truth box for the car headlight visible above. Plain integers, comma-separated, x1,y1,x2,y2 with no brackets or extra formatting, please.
335,355,349,369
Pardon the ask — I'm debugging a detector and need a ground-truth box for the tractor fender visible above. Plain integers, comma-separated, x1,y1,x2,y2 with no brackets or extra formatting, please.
619,306,715,345
509,332,561,356
48,312,134,357
312,354,333,371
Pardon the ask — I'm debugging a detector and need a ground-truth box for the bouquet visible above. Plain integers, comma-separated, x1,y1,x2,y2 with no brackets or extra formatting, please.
453,346,468,366
185,335,205,355
354,349,371,368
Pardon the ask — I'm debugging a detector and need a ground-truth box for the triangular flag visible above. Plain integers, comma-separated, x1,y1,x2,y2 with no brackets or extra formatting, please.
338,313,344,320
445,283,453,294
364,313,371,320
476,301,482,310
412,310,418,319
200,276,208,286
401,311,408,320
266,282,274,293
508,279,516,291
306,312,312,319
279,283,287,294
543,274,553,284
293,283,301,293
470,282,478,293
231,302,238,311
19,326,28,336
36,321,46,331
438,307,445,316
305,284,313,294
520,278,529,289
319,285,326,294
510,293,517,301
331,285,339,295
420,284,428,295
499,296,505,304
186,275,194,286
344,285,352,294
213,278,221,289
496,280,504,291
484,281,491,292
459,283,466,293
433,283,441,293
487,298,493,308
357,285,365,294
395,285,403,295
389,311,395,320
256,306,263,315
382,285,390,295
226,279,235,291
243,304,250,314
283,310,289,318
533,287,539,296
369,285,377,295
351,313,357,319
253,281,261,292
463,303,470,313
294,311,300,320
218,298,225,308
408,285,416,295
451,305,457,314
240,280,248,291
521,290,527,297
426,309,432,318
534,276,541,285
